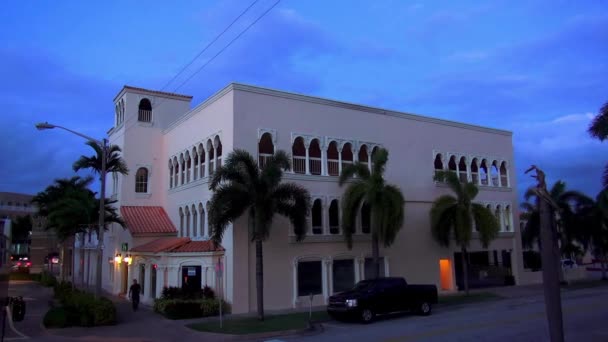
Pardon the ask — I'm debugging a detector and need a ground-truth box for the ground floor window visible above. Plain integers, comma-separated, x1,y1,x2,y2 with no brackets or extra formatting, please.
364,257,385,279
333,259,355,293
297,261,322,296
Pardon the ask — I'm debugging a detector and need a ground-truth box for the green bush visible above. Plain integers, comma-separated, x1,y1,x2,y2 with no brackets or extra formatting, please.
43,308,68,328
53,281,73,303
154,298,230,320
39,272,57,287
93,298,117,326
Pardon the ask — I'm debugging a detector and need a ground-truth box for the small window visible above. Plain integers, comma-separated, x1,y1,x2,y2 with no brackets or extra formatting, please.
135,168,149,193
138,98,152,122
329,200,340,234
298,261,322,296
311,199,323,235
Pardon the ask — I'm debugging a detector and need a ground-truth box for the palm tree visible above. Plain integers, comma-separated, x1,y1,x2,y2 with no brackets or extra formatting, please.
208,149,311,321
588,101,608,187
430,171,499,295
338,148,405,279
576,189,608,280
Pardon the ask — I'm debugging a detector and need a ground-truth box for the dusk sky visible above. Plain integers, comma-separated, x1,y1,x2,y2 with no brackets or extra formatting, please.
1,0,607,203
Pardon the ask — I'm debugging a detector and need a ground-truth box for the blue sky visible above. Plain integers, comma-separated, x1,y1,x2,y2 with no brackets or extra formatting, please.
1,0,607,203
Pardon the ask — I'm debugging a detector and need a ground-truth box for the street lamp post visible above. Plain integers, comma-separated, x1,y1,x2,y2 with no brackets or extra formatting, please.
36,122,107,298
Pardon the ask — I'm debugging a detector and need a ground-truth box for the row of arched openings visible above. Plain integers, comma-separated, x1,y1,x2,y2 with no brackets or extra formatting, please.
434,153,509,187
178,203,209,238
169,136,222,188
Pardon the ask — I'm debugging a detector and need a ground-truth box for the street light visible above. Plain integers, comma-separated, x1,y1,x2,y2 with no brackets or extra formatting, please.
35,122,108,298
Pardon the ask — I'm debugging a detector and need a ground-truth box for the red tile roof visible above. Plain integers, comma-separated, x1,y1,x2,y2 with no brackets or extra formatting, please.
130,238,224,253
130,237,189,253
172,240,224,253
121,206,177,235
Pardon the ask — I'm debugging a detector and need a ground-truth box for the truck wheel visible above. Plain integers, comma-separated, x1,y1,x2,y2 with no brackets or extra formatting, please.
361,308,374,323
418,302,432,316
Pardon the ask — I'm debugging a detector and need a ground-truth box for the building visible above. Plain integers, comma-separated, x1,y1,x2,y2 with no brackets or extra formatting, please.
74,83,533,313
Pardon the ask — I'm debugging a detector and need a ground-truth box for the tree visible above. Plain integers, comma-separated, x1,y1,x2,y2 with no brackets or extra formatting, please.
576,189,608,280
588,101,608,187
430,171,499,295
338,148,405,279
208,149,311,321
11,215,32,243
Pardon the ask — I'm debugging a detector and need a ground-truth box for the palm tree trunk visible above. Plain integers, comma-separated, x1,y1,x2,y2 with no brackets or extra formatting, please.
461,247,469,295
255,239,264,321
372,233,380,279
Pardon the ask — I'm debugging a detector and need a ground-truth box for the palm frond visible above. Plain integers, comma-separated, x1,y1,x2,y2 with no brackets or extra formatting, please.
434,171,463,199
371,148,389,177
471,203,499,248
376,184,405,247
588,101,608,141
208,183,252,244
340,181,368,249
430,195,458,247
261,150,291,190
272,182,311,242
210,149,258,190
339,162,370,185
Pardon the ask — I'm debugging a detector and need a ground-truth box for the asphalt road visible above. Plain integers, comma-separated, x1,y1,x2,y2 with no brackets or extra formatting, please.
282,285,608,342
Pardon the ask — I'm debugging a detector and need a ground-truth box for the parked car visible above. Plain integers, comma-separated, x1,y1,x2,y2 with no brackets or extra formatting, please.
327,277,438,323
561,259,578,269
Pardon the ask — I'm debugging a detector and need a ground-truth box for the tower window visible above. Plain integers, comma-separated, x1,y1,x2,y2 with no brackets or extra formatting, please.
135,167,149,193
138,99,152,122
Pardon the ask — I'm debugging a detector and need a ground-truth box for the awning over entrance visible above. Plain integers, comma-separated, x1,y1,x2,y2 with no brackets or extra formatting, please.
130,237,224,253
121,206,177,235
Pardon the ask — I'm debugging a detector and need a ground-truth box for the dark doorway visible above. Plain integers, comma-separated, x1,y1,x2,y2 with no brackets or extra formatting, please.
181,266,202,291
454,250,512,290
121,262,128,294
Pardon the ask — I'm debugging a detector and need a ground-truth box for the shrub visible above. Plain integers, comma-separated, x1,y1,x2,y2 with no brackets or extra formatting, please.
160,286,216,300
43,308,68,328
54,281,73,302
93,298,117,326
202,285,215,299
154,298,230,320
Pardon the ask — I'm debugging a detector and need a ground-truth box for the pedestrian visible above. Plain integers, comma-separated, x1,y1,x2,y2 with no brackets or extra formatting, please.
128,279,141,311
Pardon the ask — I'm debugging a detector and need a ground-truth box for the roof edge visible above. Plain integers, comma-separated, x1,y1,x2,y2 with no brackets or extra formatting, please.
113,85,193,102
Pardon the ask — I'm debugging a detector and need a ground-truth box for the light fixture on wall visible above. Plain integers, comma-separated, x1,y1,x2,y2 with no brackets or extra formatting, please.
124,254,132,265
115,253,122,263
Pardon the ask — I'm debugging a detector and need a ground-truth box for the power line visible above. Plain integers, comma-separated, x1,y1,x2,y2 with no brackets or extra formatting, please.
159,0,261,92
172,0,281,93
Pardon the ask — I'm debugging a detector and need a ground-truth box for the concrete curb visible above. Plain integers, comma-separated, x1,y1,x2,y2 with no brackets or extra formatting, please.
188,321,325,341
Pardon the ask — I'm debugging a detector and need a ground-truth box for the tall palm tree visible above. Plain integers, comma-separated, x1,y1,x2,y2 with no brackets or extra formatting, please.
208,149,311,321
576,189,608,280
430,171,499,295
588,101,608,187
338,148,405,279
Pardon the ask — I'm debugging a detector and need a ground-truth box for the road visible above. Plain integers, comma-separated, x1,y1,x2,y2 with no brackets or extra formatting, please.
283,285,608,342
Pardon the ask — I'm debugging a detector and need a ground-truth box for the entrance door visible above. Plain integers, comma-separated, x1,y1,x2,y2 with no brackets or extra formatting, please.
181,266,202,291
121,262,128,294
439,259,453,291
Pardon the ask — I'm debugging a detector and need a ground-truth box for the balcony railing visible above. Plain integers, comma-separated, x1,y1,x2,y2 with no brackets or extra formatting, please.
138,109,152,122
293,156,306,174
491,176,499,186
309,157,322,175
341,160,353,171
259,153,273,169
327,159,339,176
501,176,508,187
312,226,323,235
329,225,340,235
471,172,479,184
459,171,468,183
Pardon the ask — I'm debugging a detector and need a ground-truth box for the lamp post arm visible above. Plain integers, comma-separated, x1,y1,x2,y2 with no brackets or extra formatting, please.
52,125,103,146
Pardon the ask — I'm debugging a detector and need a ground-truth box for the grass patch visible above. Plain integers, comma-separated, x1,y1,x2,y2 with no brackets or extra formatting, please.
562,279,608,291
438,292,503,306
187,310,329,335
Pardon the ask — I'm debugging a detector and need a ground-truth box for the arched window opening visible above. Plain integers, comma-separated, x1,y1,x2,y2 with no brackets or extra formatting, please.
138,98,152,122
168,161,174,189
179,208,184,237
495,205,503,231
173,158,179,187
135,167,148,193
199,204,205,237
500,162,508,187
214,136,222,170
311,199,323,235
490,161,500,186
329,200,340,235
458,157,468,182
185,206,191,237
115,104,119,126
434,154,444,178
371,146,379,170
207,140,215,176
292,137,306,174
185,152,191,183
359,145,369,169
206,202,211,238
258,133,274,169
120,100,125,124
198,143,205,178
448,156,457,172
341,143,353,172
480,159,489,186
327,141,339,176
504,205,512,232
193,148,199,181
191,205,197,238
179,154,185,185
361,202,371,234
309,139,322,175
470,158,479,184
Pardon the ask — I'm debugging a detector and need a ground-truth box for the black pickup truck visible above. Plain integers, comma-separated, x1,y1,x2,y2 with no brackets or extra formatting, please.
327,277,438,323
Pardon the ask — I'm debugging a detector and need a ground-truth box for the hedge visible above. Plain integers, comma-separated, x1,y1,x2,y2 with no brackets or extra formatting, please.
154,298,230,320
44,282,116,328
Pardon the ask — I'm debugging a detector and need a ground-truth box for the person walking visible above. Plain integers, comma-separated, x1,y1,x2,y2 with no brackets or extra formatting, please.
128,279,141,311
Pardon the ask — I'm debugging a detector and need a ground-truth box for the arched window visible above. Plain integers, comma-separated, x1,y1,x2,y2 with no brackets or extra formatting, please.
185,206,191,237
311,199,323,235
258,133,274,168
115,104,119,126
359,144,369,169
491,161,500,186
434,153,444,177
361,202,371,234
120,99,125,124
191,205,197,238
168,161,174,189
500,162,509,187
207,139,215,176
173,158,179,187
135,167,148,193
329,199,340,235
458,156,468,182
327,141,339,176
138,98,152,122
179,154,185,185
185,152,191,183
448,155,457,173
292,137,306,174
371,146,379,170
470,158,479,184
199,203,205,237
179,207,184,237
495,205,503,231
309,139,322,175
206,202,211,237
193,148,199,181
504,205,512,232
480,159,489,186
341,142,353,172
214,136,222,170
198,143,205,178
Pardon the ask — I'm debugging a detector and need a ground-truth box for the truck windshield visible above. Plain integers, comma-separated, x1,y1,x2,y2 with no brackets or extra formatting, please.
352,280,376,291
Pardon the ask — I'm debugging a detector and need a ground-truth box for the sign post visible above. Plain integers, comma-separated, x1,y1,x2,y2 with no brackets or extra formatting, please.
215,258,223,329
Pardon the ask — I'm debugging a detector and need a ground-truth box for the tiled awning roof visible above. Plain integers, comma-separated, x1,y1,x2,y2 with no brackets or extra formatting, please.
130,237,224,254
121,206,177,235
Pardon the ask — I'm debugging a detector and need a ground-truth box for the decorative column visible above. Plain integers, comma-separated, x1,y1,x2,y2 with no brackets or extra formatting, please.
367,149,372,171
322,259,330,304
354,258,361,282
305,143,310,175
357,257,365,281
292,259,298,308
497,163,503,187
321,145,327,176
338,145,343,175
323,199,330,235
328,259,334,296
384,257,390,276
157,265,166,297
